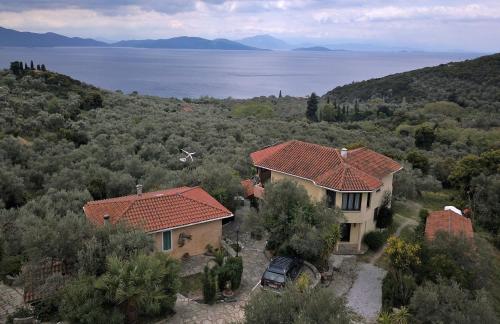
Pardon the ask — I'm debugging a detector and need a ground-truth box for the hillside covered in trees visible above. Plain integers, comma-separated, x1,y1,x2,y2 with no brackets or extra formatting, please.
0,53,499,320
325,53,500,111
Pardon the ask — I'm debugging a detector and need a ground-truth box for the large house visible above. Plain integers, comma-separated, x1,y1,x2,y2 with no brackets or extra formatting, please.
248,140,402,252
83,186,233,258
425,207,473,240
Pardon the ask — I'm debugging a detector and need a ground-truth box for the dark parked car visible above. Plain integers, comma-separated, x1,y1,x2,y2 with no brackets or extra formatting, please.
260,256,302,289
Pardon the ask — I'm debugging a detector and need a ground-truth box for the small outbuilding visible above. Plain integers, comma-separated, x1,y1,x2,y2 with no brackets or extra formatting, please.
83,186,233,258
425,207,473,240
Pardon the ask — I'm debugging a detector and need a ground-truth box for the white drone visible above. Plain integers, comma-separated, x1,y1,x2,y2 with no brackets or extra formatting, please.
180,149,196,163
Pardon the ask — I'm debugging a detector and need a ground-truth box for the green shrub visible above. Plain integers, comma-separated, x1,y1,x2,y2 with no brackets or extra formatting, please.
363,231,386,251
6,307,33,324
0,255,22,279
245,285,352,324
60,275,123,324
32,294,61,322
213,248,225,266
410,281,496,323
216,264,231,292
202,266,216,304
225,256,243,290
376,206,393,229
413,209,429,240
95,253,179,322
79,92,103,111
382,271,416,309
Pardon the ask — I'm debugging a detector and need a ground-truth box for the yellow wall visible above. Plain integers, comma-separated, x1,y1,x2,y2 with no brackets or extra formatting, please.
270,172,326,202
153,219,222,259
268,170,395,248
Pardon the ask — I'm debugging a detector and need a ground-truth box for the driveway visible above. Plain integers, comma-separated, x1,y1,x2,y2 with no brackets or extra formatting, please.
346,263,387,323
345,217,416,323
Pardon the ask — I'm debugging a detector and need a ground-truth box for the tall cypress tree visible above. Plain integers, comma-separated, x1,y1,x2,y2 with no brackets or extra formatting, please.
353,100,360,120
306,92,319,122
10,61,20,75
30,60,34,70
24,62,28,70
41,64,46,71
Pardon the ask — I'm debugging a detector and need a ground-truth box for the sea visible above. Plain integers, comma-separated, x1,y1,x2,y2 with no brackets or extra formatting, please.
0,47,481,98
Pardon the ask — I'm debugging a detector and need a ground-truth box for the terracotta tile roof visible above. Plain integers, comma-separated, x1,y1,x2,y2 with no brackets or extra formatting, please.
241,179,254,198
315,164,382,191
425,210,474,240
250,140,401,191
83,187,232,233
346,147,402,179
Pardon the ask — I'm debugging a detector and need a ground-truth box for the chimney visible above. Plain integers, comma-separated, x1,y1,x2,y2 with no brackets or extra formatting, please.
103,214,110,225
136,184,143,196
341,148,348,159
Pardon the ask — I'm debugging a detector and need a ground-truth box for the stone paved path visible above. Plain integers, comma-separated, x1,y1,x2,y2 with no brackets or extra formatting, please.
346,263,387,323
0,283,24,322
161,229,268,324
346,216,417,323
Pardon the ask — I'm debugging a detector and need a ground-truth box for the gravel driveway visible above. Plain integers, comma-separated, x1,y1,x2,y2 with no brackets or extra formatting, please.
346,263,387,323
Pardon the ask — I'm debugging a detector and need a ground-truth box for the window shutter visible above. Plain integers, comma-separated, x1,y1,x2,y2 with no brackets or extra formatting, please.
163,231,172,251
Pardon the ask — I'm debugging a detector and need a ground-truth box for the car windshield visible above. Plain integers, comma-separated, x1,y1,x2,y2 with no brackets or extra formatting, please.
263,270,285,283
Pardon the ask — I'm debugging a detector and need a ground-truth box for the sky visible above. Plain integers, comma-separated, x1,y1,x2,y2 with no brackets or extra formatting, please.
0,0,499,52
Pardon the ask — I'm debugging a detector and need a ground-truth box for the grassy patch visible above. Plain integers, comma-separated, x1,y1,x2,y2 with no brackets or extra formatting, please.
393,200,420,221
399,225,417,242
179,273,204,297
393,190,457,221
417,190,456,211
389,214,404,233
232,102,274,119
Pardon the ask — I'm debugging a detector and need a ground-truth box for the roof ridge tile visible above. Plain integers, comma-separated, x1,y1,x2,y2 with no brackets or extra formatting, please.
250,140,400,191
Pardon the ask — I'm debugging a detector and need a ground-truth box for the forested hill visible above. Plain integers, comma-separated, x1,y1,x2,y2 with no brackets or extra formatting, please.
325,53,500,110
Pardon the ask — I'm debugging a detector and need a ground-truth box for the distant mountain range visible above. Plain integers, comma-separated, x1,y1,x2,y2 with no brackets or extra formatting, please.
112,37,258,50
0,27,415,52
237,35,292,50
0,27,107,47
0,27,259,50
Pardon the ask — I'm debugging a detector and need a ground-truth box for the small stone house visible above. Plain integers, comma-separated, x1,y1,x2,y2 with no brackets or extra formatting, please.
247,140,402,252
83,186,233,258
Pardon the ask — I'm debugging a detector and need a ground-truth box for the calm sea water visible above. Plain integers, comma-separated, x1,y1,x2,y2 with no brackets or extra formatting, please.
0,47,480,98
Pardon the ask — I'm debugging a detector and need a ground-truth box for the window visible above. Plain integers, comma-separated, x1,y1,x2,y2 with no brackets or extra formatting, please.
326,190,336,208
162,230,172,251
367,192,371,208
342,193,362,211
